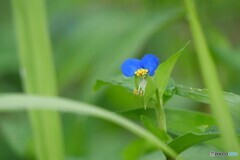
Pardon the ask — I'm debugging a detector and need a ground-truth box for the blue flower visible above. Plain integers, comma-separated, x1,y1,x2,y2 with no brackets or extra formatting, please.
121,54,159,77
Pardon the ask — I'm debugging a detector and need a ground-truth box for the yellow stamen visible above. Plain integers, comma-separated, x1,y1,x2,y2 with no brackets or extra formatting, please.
134,68,148,77
133,89,138,95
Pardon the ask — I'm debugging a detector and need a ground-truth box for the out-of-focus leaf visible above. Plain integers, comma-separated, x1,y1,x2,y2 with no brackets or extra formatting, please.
87,120,131,160
65,157,86,160
208,28,240,71
0,113,32,157
0,132,21,160
139,151,166,160
123,139,150,160
176,85,240,123
0,26,18,75
166,108,216,135
63,115,87,157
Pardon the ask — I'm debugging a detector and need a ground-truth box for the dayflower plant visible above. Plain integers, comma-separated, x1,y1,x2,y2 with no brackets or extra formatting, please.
121,54,159,96
94,42,199,157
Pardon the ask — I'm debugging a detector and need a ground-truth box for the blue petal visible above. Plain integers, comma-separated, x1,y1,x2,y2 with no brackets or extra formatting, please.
121,58,142,77
141,54,159,76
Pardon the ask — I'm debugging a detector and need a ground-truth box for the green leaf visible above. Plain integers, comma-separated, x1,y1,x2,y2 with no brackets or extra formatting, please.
177,144,227,160
0,26,18,75
0,94,177,158
94,75,134,92
168,126,222,154
176,85,240,123
95,77,176,107
120,107,216,135
207,26,240,71
154,42,190,100
141,115,169,142
166,108,216,135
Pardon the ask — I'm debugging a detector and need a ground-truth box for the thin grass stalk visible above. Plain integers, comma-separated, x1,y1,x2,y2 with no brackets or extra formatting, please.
0,94,178,159
11,0,64,159
184,0,240,154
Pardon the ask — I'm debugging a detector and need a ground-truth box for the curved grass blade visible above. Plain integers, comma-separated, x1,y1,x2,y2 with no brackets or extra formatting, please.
0,94,177,158
141,115,170,142
184,0,240,153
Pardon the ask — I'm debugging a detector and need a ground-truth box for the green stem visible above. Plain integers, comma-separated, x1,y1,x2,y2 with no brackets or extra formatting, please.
184,0,240,154
155,90,174,159
155,90,167,132
11,0,64,160
155,89,172,144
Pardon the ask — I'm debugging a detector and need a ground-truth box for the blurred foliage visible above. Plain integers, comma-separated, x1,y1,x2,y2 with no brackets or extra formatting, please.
0,0,240,159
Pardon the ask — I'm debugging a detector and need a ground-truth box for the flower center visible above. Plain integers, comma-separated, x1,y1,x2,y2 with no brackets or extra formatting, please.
134,68,148,77
133,78,147,96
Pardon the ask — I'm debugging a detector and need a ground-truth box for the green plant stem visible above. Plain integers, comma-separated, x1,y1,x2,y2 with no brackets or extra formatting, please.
11,0,64,160
155,90,167,132
184,0,240,154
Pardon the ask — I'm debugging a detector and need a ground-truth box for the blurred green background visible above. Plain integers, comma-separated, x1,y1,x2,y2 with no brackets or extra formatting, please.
0,0,240,159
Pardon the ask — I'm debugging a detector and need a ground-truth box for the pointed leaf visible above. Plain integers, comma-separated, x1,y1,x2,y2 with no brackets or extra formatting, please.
153,42,190,100
168,126,240,154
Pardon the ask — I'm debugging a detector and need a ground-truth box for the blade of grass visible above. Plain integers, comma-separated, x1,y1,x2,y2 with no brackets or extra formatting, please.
0,94,177,159
11,0,64,160
184,0,240,154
